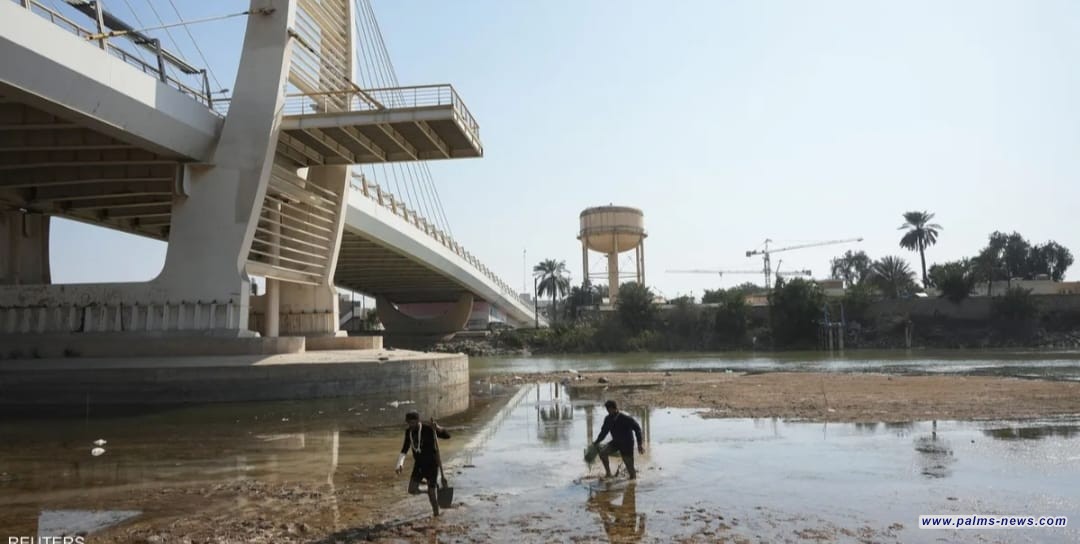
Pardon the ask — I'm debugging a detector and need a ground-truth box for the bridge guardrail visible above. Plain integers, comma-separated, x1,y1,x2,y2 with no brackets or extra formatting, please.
350,173,535,312
14,0,217,112
283,85,480,147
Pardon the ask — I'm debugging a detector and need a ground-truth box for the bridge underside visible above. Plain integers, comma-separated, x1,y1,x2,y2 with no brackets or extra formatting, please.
277,102,482,167
335,230,471,304
0,87,182,241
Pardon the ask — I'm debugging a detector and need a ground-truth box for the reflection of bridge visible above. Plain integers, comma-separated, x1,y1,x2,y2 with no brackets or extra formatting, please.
0,0,543,351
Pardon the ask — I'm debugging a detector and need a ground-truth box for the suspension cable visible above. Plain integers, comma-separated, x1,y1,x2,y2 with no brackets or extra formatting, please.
358,0,453,235
165,0,225,92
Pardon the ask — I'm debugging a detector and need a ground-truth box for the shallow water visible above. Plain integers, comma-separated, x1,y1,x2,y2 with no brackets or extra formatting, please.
1,374,1077,542
441,382,1080,543
472,350,1080,381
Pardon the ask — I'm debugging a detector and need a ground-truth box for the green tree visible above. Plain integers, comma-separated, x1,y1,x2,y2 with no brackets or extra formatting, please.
841,282,878,320
713,289,749,346
1002,232,1032,286
702,282,760,304
974,232,1008,296
928,260,976,303
830,250,872,288
664,297,706,350
563,284,596,322
533,259,570,322
1028,241,1074,281
898,211,942,288
616,282,656,335
768,278,825,348
870,256,918,299
992,286,1039,321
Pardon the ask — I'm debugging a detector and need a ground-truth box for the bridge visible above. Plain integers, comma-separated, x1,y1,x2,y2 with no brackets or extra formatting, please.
0,0,544,351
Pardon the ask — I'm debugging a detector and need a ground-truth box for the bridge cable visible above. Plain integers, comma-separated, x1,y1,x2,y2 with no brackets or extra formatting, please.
350,7,402,207
352,1,434,232
164,0,224,92
355,1,430,231
360,0,446,235
139,0,188,82
118,0,152,64
352,6,412,219
360,0,455,237
358,0,453,236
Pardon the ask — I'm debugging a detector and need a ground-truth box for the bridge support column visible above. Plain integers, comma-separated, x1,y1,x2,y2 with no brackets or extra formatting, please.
0,1,298,341
376,294,473,350
0,209,50,286
267,164,350,338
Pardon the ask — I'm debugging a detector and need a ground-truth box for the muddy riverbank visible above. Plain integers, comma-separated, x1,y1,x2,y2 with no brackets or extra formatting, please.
485,370,1080,422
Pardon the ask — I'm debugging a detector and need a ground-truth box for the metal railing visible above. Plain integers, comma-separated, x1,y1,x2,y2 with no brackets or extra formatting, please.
283,84,480,145
350,173,533,311
14,0,217,112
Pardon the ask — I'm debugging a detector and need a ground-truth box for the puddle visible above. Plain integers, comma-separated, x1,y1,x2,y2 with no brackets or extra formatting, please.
37,510,140,538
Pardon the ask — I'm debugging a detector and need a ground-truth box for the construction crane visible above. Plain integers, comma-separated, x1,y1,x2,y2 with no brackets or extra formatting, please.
745,237,862,288
667,269,811,278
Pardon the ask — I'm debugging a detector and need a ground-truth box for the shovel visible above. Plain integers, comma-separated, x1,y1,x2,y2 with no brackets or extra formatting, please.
437,465,454,508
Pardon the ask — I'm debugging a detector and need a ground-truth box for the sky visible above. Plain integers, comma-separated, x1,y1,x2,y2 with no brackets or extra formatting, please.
48,0,1080,301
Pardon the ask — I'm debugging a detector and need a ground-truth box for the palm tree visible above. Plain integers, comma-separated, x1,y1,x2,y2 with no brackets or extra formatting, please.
870,256,917,299
533,259,570,321
899,211,942,288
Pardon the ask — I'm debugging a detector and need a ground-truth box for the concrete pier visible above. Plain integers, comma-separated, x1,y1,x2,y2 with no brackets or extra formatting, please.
0,349,467,405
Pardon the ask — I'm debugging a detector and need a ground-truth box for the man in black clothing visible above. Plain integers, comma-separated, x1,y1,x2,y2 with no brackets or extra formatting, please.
593,400,645,479
395,411,450,516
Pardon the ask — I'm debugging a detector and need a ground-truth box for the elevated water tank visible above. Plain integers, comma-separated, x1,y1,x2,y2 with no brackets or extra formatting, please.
578,206,646,303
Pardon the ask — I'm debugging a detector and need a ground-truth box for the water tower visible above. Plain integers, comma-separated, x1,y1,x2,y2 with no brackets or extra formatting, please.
578,206,646,304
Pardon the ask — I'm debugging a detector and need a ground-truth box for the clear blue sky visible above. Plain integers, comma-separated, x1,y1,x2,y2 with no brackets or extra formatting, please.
50,0,1080,300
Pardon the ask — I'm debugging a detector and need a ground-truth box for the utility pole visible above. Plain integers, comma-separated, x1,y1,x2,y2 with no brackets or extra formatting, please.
523,248,527,295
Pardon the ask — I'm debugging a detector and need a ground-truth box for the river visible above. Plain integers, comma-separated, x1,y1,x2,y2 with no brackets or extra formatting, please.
1,351,1077,542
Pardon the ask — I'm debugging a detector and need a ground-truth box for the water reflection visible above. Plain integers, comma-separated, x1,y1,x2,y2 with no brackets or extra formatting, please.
536,383,574,445
913,421,955,479
984,424,1080,441
587,482,645,543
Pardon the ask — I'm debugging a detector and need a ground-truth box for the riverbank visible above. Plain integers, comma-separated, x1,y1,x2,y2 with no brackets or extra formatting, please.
485,370,1080,422
435,322,1080,357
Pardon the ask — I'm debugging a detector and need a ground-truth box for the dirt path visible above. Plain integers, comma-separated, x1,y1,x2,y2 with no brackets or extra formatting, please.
487,371,1080,422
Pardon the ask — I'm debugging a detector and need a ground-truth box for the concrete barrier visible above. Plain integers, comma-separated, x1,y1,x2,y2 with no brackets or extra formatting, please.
0,350,468,405
0,333,305,359
306,335,382,350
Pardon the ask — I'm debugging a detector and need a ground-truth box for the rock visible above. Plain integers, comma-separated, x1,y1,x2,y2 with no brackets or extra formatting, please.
664,371,673,377
147,536,164,544
598,377,609,384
